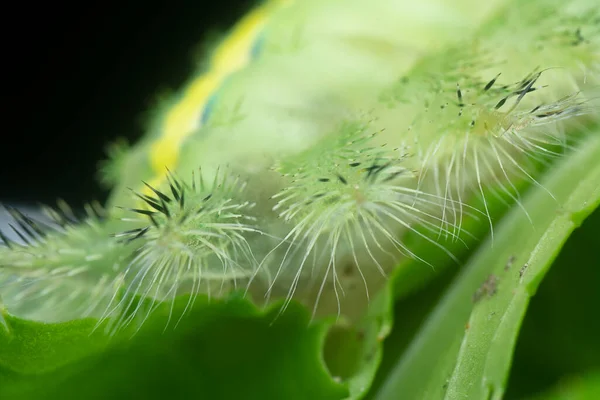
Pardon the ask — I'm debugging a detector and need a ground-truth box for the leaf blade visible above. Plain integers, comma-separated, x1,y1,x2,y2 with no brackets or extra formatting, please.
374,131,600,400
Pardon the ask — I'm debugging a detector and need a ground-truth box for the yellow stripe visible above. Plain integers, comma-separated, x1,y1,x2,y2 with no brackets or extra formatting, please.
146,0,292,194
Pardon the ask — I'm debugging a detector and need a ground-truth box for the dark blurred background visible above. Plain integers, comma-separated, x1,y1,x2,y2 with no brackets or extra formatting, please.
1,0,253,208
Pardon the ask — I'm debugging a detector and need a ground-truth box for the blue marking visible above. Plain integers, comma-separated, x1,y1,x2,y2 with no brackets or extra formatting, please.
250,30,266,59
200,31,265,126
201,91,219,125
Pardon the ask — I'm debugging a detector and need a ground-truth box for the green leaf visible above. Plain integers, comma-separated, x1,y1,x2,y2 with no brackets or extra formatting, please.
0,296,348,400
506,207,600,397
373,131,600,400
527,370,600,400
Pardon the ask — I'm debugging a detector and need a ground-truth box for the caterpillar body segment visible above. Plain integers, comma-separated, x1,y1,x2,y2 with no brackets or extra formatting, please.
0,203,130,323
242,119,468,319
95,168,268,333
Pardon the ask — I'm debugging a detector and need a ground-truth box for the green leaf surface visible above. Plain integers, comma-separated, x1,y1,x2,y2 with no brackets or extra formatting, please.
0,296,347,400
373,131,600,400
527,370,600,400
506,206,600,398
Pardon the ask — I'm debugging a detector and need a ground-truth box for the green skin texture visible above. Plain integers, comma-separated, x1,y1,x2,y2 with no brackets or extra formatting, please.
1,0,598,329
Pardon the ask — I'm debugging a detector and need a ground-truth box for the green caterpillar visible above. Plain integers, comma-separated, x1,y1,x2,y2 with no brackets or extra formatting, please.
1,0,598,334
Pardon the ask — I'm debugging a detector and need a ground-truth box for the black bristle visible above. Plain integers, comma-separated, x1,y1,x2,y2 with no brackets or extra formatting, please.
127,227,150,243
512,73,540,108
7,208,39,242
165,168,184,193
173,175,184,194
169,182,181,202
148,213,159,228
484,73,501,91
535,110,564,118
113,228,144,237
179,189,185,209
364,164,380,179
142,181,172,204
165,174,182,203
0,229,13,248
383,170,405,183
128,208,157,217
13,208,46,238
495,96,508,109
530,104,542,113
160,197,171,219
112,227,150,244
9,224,31,245
178,209,192,224
134,192,167,214
516,86,537,96
456,84,464,107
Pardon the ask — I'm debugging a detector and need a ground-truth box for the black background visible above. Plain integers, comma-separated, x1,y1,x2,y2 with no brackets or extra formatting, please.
1,0,253,208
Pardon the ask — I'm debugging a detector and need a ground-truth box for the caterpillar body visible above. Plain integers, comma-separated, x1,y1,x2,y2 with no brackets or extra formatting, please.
1,0,599,333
